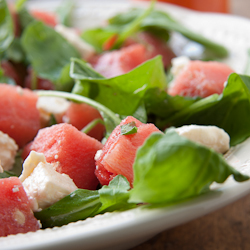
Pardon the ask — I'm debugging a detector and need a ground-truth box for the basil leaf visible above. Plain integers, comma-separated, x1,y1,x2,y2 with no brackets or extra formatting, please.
0,0,14,53
120,121,138,135
129,129,249,204
71,56,166,116
21,21,81,91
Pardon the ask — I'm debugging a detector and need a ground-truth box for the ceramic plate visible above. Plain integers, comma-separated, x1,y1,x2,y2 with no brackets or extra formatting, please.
2,1,250,249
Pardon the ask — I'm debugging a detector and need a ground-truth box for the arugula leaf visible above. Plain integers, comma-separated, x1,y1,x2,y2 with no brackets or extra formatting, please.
165,73,250,146
35,189,101,228
71,56,166,117
111,1,155,49
0,0,14,53
108,8,227,58
129,129,249,204
21,21,80,91
144,88,199,120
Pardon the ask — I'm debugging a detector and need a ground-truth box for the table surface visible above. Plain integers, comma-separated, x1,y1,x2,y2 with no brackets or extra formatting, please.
131,1,250,249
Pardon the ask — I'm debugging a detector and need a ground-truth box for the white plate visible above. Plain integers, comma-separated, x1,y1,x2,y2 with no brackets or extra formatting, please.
2,1,250,249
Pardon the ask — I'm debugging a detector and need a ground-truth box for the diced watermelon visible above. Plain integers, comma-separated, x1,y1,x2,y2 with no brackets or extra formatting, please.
62,102,106,141
89,44,148,78
124,32,176,68
95,116,162,186
30,10,58,27
0,177,40,237
89,32,175,78
0,84,41,148
24,123,103,190
168,60,234,98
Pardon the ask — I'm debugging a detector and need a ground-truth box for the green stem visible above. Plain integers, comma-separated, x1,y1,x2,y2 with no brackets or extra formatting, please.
37,90,122,126
81,118,104,134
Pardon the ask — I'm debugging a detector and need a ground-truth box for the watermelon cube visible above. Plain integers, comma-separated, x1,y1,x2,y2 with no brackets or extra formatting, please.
23,123,103,190
95,116,162,186
168,58,234,98
0,84,41,148
0,177,40,237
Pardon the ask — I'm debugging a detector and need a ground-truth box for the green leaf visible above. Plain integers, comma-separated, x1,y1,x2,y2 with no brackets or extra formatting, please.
15,0,28,11
71,56,166,117
129,129,249,204
108,8,228,58
0,0,14,53
120,121,138,135
5,38,26,63
81,28,117,53
166,73,250,146
35,189,101,228
140,10,228,58
97,175,136,213
17,7,35,30
111,1,155,49
21,21,80,90
35,176,136,228
144,88,199,120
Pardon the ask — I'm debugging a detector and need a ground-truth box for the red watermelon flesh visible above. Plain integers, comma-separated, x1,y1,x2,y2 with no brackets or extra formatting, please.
31,10,58,27
24,123,103,190
95,116,162,186
0,177,40,237
124,32,176,68
89,32,175,78
62,102,105,141
89,44,148,78
0,84,41,148
168,60,234,98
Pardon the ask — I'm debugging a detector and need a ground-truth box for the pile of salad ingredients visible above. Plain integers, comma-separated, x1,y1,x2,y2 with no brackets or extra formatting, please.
1,0,250,237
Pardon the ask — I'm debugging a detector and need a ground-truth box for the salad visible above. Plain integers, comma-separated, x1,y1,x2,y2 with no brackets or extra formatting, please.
1,0,250,238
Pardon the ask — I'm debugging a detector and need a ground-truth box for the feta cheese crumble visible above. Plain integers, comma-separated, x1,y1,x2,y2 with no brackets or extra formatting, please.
20,151,77,211
0,131,18,171
175,125,230,154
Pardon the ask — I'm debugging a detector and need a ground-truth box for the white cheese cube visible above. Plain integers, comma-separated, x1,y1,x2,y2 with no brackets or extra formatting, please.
22,161,77,211
36,96,70,124
0,131,18,171
175,125,230,154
